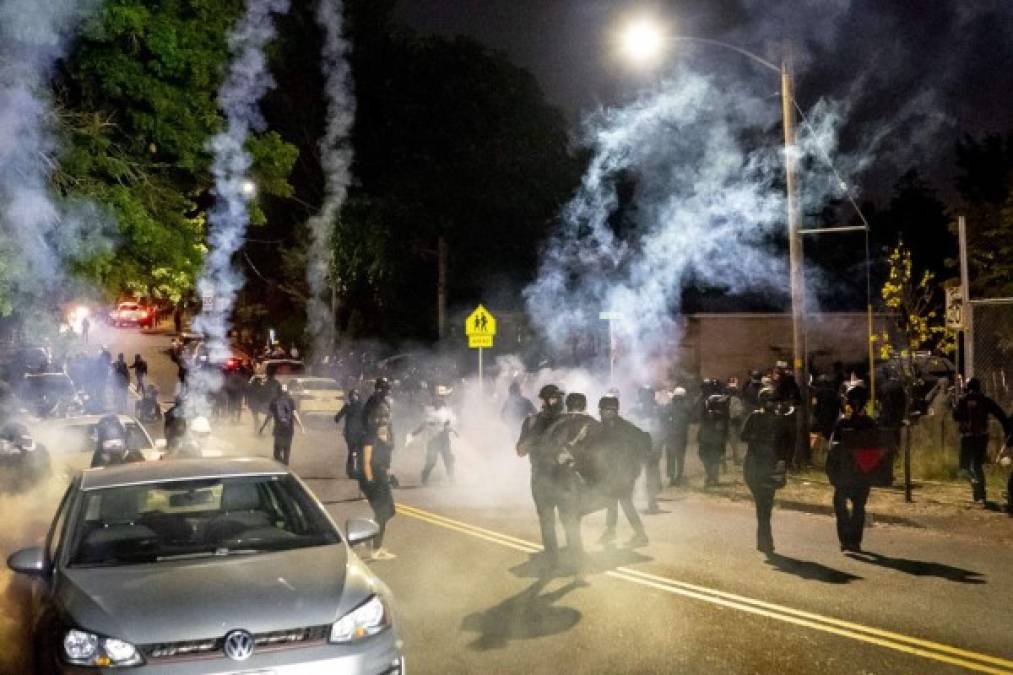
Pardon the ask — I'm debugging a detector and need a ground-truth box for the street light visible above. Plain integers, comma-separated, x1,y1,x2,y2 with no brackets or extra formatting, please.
615,19,811,462
240,179,257,198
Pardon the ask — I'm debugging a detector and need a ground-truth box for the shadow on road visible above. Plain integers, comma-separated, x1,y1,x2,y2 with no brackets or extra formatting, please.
846,551,986,584
508,548,652,580
763,553,862,584
460,578,581,650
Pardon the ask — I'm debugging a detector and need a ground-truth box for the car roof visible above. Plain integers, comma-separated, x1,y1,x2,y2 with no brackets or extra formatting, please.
46,414,143,428
80,457,287,491
289,377,339,385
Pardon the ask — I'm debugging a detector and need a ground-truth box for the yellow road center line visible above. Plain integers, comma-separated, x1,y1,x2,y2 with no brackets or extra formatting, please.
396,502,1013,674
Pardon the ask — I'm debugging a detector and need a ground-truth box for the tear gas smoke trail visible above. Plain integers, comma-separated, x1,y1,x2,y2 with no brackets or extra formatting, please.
191,0,289,411
306,0,355,359
524,67,854,386
0,0,109,314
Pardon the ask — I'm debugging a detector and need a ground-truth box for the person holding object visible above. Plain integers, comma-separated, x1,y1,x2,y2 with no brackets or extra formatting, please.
259,383,306,465
361,406,397,560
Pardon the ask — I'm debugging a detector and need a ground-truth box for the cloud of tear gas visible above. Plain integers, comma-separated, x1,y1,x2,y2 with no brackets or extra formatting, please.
305,0,356,359
0,0,111,314
524,66,859,384
191,0,289,409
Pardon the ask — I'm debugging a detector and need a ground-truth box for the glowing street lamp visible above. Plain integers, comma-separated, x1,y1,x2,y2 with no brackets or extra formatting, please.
240,179,257,198
618,16,668,67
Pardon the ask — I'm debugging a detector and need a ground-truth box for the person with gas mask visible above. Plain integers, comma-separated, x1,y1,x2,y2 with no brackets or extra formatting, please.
335,388,365,478
361,400,397,560
516,384,584,572
596,395,650,548
697,379,731,487
363,377,393,439
826,383,878,552
663,387,691,486
91,415,144,467
630,386,663,513
953,378,1010,504
740,387,792,553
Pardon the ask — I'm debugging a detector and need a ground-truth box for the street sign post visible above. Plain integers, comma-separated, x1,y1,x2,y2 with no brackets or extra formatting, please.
945,286,964,331
465,304,496,384
599,311,621,383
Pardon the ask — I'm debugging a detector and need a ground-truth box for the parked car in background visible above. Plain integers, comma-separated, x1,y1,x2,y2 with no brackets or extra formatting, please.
287,377,346,418
110,302,155,328
0,345,52,383
32,414,165,474
261,359,306,382
7,458,404,673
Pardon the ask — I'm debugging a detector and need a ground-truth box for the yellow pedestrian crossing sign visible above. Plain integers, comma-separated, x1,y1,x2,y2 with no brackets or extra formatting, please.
466,304,496,349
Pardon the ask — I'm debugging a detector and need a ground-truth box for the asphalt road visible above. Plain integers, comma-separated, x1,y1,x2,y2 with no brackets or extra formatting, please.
2,324,1012,674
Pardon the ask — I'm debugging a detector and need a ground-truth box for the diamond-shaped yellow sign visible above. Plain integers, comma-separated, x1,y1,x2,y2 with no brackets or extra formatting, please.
465,304,496,337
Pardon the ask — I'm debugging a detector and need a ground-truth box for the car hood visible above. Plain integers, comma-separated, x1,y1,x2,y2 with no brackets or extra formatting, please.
58,544,377,645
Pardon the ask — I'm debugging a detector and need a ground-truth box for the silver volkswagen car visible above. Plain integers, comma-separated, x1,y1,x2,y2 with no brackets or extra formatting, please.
7,458,404,673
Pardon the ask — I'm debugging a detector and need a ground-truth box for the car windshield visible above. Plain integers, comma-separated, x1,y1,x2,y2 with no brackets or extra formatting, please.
66,475,339,567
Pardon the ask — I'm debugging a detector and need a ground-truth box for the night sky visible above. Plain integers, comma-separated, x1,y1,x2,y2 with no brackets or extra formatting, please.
395,0,1013,203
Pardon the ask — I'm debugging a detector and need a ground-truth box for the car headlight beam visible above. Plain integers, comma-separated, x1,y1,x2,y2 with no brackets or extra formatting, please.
329,595,390,643
62,629,142,666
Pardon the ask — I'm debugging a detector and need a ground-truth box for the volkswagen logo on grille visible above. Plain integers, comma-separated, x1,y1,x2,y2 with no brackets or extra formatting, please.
223,629,255,661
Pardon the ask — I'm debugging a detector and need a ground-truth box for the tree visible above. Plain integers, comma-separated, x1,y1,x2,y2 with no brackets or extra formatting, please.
877,244,954,359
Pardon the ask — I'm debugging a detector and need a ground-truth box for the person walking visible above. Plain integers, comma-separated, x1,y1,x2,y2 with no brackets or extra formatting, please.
662,387,691,486
112,353,131,413
335,389,365,478
130,354,148,393
826,384,878,552
259,383,305,465
696,379,731,487
740,388,792,553
953,378,1010,504
630,386,663,513
516,384,583,573
360,403,397,560
596,395,650,548
413,394,457,485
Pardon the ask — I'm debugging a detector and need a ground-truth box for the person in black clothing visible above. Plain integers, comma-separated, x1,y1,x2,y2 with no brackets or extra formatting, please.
259,384,305,464
363,377,393,437
91,415,144,467
742,370,764,412
516,384,582,572
501,380,536,429
811,374,841,462
662,387,691,486
953,378,1010,504
130,354,148,392
740,388,792,553
697,379,731,487
361,410,397,560
164,395,188,450
112,353,130,412
630,386,663,513
335,389,365,478
596,395,650,548
826,384,878,552
877,366,908,450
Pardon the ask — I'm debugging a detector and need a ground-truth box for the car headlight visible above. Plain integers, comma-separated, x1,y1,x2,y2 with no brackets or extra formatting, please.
329,595,390,643
63,629,142,667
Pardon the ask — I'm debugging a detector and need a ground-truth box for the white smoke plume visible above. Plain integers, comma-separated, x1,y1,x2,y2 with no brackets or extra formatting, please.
305,0,355,359
0,0,109,312
191,0,289,407
524,65,856,385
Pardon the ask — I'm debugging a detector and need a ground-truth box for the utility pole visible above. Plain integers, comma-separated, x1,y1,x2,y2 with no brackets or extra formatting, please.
437,236,448,342
958,216,973,378
782,48,810,464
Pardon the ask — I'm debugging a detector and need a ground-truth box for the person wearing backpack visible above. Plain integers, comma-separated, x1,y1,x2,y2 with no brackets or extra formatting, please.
953,378,1009,504
826,384,878,552
260,382,305,465
697,379,731,487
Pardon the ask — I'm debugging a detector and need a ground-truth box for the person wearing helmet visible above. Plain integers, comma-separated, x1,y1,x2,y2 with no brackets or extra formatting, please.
662,386,691,486
516,384,583,571
953,378,1010,504
696,378,731,488
740,387,792,554
91,415,144,467
335,389,365,478
164,395,188,451
596,395,650,548
630,386,663,513
360,406,397,561
363,377,393,440
826,383,878,552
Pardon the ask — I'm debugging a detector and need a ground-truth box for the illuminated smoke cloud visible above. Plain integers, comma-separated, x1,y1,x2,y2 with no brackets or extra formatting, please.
306,0,355,358
191,0,289,407
0,0,109,313
524,66,852,384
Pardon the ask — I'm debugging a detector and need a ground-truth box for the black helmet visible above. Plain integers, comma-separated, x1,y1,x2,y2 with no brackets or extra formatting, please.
598,395,620,411
701,378,722,395
538,384,563,401
757,386,778,405
96,415,127,451
966,377,981,393
375,377,391,393
565,392,587,412
844,383,869,410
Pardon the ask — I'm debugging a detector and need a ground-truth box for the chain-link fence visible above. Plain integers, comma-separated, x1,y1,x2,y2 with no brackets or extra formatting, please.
970,298,1013,410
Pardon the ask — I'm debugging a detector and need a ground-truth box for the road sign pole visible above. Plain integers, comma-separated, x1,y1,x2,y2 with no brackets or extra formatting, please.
478,347,484,389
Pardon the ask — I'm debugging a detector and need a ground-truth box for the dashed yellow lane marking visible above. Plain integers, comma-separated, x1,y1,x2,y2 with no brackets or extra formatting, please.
396,502,1013,674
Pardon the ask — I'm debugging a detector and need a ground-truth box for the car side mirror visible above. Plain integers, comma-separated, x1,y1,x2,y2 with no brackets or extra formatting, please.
345,518,380,547
7,546,45,577
155,438,167,449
